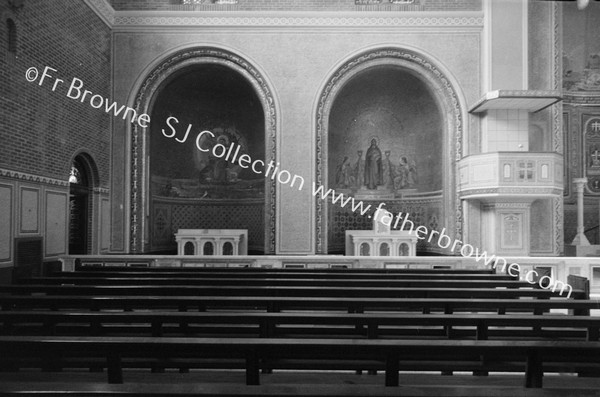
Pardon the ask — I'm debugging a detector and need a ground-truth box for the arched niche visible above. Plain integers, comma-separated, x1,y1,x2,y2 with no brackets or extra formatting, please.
379,242,390,256
203,241,214,255
399,243,409,256
222,241,234,255
359,242,370,256
183,241,195,255
315,48,464,254
129,47,277,254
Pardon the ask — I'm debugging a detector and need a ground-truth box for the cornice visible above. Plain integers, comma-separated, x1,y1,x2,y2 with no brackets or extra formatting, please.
84,0,115,27
563,91,600,106
0,168,69,187
459,187,563,199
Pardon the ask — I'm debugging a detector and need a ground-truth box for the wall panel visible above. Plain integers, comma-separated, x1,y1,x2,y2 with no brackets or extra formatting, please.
19,187,39,234
45,191,68,257
0,184,13,263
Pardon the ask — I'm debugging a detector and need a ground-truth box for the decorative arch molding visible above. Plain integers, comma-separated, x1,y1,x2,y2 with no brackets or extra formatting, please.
315,47,464,253
129,47,277,253
68,150,101,189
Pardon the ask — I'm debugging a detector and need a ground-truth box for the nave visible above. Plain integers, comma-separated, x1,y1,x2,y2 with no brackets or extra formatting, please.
1,264,600,396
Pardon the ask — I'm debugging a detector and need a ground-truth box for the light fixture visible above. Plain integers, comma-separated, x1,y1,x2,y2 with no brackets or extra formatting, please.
577,0,590,11
69,167,78,184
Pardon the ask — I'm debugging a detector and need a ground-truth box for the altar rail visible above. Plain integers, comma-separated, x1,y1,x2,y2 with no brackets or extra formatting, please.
58,255,600,294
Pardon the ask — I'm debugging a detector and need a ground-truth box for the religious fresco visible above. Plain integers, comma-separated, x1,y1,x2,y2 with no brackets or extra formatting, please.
333,137,419,197
328,67,442,199
562,3,600,92
151,120,265,200
149,65,265,201
584,116,600,193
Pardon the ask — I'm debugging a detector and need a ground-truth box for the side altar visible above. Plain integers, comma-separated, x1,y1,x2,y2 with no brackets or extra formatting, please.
345,209,417,256
175,229,248,256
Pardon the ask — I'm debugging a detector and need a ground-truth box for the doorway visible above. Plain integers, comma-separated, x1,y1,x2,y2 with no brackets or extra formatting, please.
68,157,90,255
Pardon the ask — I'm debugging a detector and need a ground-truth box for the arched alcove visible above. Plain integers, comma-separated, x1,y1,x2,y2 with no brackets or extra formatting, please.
379,242,390,256
315,48,464,254
399,243,409,256
149,64,266,253
129,47,277,254
183,241,194,255
359,242,370,256
203,241,214,255
223,241,234,255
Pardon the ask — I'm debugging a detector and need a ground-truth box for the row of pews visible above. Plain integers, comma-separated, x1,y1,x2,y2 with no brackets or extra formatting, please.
0,265,599,396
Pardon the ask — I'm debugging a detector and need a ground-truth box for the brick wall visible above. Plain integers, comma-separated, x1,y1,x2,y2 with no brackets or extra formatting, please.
109,0,481,12
0,0,111,187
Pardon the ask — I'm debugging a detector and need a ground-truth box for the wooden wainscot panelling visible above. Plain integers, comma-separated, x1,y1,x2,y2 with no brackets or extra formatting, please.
19,186,40,234
101,198,110,252
0,183,13,263
45,190,68,257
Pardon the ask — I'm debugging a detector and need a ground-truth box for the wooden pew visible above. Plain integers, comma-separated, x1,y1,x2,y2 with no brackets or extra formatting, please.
1,336,599,388
2,295,597,314
73,265,497,275
569,275,592,316
1,311,599,341
0,284,565,299
53,270,518,281
4,382,600,397
18,277,531,289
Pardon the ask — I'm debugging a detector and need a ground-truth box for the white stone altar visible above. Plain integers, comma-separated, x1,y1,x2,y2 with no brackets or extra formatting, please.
345,209,417,256
175,229,248,256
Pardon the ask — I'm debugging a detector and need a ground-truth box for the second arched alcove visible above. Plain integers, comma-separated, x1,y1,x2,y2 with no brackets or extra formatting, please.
315,48,463,254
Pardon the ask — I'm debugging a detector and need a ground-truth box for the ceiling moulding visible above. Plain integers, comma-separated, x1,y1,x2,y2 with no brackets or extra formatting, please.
83,0,481,30
110,11,482,29
469,90,563,113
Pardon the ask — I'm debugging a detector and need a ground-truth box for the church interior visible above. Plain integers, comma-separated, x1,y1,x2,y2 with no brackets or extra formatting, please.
1,0,600,395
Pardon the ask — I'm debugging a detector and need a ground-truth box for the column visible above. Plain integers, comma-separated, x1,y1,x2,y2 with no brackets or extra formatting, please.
571,178,590,246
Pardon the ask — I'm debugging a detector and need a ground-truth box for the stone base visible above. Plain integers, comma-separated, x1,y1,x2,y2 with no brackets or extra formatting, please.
565,244,600,257
355,186,394,200
396,188,418,198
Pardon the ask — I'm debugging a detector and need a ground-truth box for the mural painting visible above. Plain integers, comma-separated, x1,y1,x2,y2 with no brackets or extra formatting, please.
333,137,419,198
584,116,600,193
150,65,265,201
328,67,442,200
563,4,600,92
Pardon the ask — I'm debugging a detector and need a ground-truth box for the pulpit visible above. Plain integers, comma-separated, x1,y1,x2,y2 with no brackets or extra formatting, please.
345,209,417,256
175,229,248,256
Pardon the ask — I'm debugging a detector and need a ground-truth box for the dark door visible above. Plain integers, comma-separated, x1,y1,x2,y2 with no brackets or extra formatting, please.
69,184,88,255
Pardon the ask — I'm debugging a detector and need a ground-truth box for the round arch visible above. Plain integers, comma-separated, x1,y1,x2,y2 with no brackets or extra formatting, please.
314,47,465,254
129,47,278,253
68,151,100,189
